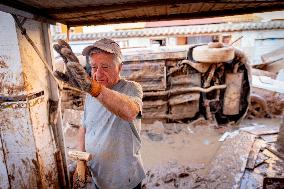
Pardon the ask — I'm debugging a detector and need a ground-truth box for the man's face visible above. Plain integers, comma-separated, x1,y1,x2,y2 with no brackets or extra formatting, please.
90,53,122,88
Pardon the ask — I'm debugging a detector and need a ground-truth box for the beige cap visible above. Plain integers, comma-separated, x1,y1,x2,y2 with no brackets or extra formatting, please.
82,38,122,61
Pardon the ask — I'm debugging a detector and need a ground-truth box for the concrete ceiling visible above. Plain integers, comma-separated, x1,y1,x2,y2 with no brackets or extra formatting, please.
1,0,284,26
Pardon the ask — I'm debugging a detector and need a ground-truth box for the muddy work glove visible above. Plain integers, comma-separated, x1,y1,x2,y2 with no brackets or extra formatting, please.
53,39,102,97
54,62,102,97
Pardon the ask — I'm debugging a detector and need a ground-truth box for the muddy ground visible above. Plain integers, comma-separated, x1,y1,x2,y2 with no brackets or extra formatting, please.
139,118,282,188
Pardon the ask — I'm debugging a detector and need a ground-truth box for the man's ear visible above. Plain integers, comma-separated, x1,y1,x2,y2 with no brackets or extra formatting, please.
118,63,122,72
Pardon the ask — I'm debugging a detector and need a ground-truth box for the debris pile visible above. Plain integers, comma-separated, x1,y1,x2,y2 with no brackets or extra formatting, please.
248,46,284,119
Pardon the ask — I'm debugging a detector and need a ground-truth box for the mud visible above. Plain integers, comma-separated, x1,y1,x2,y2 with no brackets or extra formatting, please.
0,55,9,68
62,110,283,188
140,118,283,189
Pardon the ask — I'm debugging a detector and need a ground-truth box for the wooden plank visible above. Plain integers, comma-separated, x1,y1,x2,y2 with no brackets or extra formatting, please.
261,134,278,143
266,59,284,74
240,125,279,136
28,98,59,188
261,46,284,64
0,13,40,188
205,132,255,189
265,144,284,160
0,105,40,188
17,18,63,188
246,139,265,169
252,68,276,79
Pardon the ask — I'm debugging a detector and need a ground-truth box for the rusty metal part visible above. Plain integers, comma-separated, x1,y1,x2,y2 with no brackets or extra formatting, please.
233,62,239,73
247,94,268,119
223,72,244,115
203,89,221,121
169,85,226,95
204,99,213,121
143,85,227,98
204,64,217,88
177,59,211,73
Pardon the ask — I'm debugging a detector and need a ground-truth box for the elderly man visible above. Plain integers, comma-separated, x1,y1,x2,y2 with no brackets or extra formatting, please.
55,38,145,189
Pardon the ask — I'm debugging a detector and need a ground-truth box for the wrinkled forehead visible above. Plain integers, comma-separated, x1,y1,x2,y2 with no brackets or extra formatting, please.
90,52,117,65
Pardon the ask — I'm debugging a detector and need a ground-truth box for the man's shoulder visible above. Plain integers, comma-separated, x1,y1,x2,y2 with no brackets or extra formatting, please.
123,79,142,89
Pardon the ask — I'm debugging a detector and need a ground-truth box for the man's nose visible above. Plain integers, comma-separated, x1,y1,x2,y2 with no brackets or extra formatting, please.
96,67,104,77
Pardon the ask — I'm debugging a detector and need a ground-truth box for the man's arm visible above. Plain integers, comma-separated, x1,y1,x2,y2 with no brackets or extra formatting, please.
97,86,140,122
77,127,86,151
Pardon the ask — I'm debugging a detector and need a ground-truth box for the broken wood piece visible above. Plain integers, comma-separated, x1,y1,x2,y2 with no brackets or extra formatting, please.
246,139,265,169
261,46,284,65
68,151,91,161
265,144,284,160
204,131,255,189
261,134,278,143
255,152,270,167
252,68,276,79
261,149,284,177
240,125,279,136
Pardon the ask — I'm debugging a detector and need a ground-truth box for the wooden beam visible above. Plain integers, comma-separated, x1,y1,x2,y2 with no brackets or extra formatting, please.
204,132,255,188
0,1,56,24
45,0,284,15
63,3,284,26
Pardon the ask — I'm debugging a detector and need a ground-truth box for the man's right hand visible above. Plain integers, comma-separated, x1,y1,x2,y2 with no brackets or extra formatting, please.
53,39,102,97
54,62,102,97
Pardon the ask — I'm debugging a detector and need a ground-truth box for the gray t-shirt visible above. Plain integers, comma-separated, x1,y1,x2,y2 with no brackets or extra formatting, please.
83,79,145,189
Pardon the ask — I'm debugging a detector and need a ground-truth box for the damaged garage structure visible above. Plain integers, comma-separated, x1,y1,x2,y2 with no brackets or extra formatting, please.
0,1,284,188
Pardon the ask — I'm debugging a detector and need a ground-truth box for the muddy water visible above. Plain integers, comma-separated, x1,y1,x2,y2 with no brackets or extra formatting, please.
140,123,222,170
140,118,282,173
